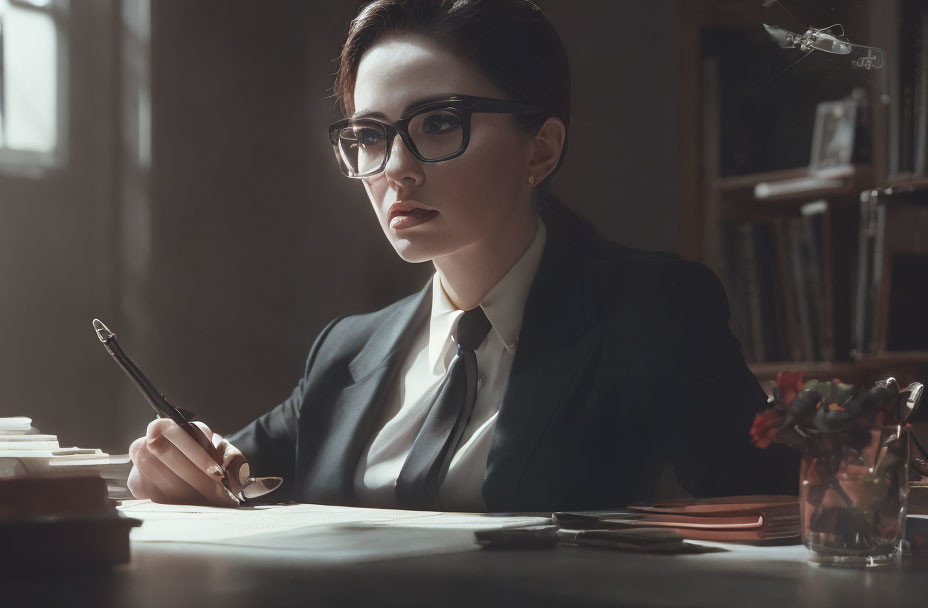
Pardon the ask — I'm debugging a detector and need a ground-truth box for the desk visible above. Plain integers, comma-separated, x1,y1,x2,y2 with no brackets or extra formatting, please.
9,518,928,608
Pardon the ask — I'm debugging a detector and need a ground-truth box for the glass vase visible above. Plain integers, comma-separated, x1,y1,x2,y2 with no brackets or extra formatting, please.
799,426,909,567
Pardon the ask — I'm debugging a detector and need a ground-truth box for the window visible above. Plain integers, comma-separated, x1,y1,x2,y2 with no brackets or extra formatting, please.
0,0,68,175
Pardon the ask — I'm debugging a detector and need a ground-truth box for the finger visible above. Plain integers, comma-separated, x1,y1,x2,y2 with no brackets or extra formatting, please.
131,459,204,506
132,440,205,504
147,418,218,462
129,435,147,466
190,421,219,452
126,465,170,503
146,433,236,506
147,417,184,439
217,438,249,491
156,421,226,482
147,417,212,434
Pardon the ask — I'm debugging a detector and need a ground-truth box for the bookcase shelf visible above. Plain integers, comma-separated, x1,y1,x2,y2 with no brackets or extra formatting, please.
677,0,928,385
883,174,928,189
716,165,874,210
750,351,928,385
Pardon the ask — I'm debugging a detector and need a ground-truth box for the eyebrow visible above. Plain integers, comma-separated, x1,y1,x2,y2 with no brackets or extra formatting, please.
351,93,459,120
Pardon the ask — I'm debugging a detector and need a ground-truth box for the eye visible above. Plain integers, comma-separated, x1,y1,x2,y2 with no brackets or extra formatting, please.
356,127,384,146
420,112,461,135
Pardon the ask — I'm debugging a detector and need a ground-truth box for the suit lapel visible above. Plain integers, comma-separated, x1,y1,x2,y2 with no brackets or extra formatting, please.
346,279,432,384
483,221,603,510
303,278,432,503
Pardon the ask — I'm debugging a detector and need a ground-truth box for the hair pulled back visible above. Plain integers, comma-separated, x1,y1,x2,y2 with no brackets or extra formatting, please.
334,0,595,236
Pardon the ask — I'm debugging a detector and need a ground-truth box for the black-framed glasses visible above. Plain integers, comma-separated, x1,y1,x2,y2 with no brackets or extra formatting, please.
327,94,545,178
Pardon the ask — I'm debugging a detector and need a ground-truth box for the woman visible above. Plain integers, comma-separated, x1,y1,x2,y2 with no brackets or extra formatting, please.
127,0,798,511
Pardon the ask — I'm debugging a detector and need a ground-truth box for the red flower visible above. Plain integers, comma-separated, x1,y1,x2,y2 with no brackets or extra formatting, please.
776,370,805,406
750,408,785,449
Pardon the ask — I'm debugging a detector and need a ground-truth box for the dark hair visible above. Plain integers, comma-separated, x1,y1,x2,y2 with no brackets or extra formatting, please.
334,0,596,237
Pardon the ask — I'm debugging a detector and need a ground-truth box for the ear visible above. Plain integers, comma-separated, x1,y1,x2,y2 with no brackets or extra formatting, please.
525,116,567,184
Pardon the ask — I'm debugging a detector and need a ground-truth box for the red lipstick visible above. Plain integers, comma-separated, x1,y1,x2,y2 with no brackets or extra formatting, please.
388,201,439,230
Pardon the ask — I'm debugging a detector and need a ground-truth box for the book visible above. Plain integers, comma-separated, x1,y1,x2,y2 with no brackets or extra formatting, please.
0,475,114,520
787,218,816,361
740,224,766,363
899,3,922,174
771,217,803,361
721,223,757,362
799,201,831,361
554,496,800,544
853,184,928,353
914,14,928,175
753,221,787,361
911,484,928,516
0,474,140,570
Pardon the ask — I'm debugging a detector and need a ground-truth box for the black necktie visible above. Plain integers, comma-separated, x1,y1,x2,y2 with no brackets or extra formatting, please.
395,306,492,510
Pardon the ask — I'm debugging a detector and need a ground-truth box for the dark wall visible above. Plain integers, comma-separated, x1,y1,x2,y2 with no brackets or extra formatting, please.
544,0,678,250
0,1,679,451
0,1,122,450
134,1,434,442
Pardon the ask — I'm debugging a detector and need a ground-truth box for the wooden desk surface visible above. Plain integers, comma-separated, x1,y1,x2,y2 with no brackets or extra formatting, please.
8,523,928,608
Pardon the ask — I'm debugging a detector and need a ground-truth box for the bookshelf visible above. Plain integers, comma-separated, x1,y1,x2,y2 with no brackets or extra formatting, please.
677,0,928,387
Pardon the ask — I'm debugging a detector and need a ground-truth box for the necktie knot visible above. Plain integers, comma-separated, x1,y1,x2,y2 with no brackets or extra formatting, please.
453,307,491,352
396,304,490,510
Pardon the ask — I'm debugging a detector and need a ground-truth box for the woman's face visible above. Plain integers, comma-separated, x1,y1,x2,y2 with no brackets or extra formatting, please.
352,33,535,263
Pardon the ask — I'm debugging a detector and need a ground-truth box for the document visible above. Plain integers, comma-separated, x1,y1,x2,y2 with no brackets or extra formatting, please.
119,500,549,542
118,500,550,563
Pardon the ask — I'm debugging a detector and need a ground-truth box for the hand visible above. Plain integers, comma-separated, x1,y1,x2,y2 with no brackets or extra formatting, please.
128,418,249,507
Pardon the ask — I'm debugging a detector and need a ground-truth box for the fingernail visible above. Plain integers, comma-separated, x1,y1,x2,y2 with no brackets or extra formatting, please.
238,463,251,484
207,464,224,479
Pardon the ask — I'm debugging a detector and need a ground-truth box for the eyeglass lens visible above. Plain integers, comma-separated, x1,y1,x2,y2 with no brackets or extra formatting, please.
336,108,465,176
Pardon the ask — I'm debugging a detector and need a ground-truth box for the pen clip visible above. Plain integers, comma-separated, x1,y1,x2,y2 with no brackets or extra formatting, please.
94,320,189,424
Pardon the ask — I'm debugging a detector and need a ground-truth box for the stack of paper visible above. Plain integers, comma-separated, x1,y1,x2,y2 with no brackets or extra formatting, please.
0,417,133,498
117,500,551,564
119,500,553,543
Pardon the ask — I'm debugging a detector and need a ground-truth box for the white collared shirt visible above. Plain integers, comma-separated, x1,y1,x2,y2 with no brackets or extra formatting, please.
353,217,547,512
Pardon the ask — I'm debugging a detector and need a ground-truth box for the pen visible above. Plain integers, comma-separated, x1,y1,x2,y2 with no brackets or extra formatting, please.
92,318,281,505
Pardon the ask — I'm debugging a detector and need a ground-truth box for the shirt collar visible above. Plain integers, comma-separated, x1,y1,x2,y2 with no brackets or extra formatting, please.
427,217,547,374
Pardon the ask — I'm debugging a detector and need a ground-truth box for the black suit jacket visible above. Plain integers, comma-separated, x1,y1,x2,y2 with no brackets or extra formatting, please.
229,216,798,511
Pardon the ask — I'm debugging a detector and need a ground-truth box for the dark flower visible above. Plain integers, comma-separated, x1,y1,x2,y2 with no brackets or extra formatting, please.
802,379,854,407
812,403,854,433
750,408,784,449
786,390,822,428
845,382,898,427
746,374,916,452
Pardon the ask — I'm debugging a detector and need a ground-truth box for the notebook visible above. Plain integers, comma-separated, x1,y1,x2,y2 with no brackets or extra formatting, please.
554,496,800,543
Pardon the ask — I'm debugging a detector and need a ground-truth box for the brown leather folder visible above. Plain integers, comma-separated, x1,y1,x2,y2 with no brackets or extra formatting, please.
555,495,800,544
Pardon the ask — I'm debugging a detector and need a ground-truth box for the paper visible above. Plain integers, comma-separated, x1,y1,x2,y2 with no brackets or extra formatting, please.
0,416,129,481
0,448,104,459
118,500,550,543
0,434,59,449
0,417,33,432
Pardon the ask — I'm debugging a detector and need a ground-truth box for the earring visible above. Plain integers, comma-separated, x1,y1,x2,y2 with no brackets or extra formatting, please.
528,175,536,185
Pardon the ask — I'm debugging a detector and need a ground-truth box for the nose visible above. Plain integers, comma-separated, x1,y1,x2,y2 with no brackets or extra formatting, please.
383,133,424,190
